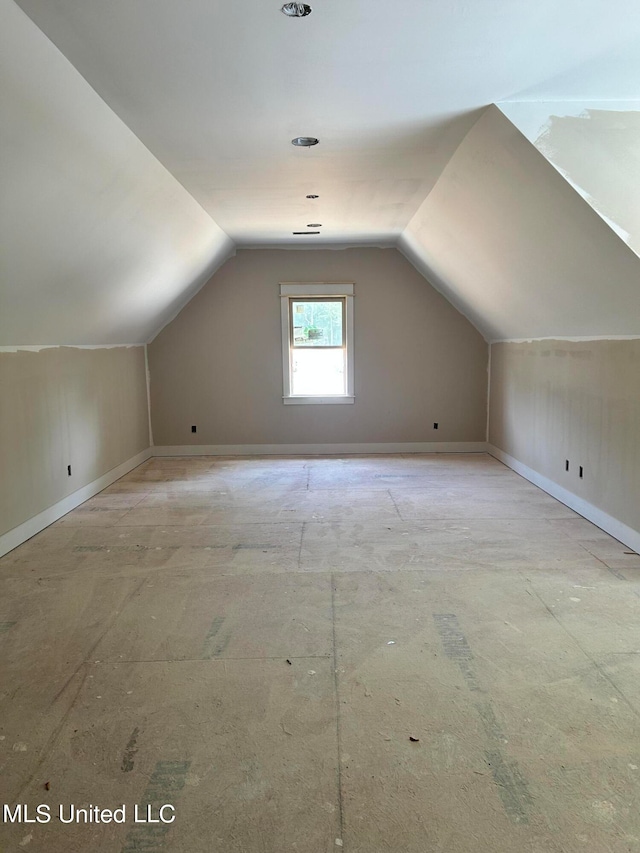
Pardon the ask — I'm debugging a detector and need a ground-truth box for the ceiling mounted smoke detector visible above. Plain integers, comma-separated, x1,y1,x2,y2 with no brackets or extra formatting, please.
292,137,319,147
281,3,312,17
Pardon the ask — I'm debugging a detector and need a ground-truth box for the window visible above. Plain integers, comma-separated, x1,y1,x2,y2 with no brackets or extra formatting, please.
280,283,354,404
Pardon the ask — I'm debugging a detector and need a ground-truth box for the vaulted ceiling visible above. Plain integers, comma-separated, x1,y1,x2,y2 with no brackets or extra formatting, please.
2,0,640,345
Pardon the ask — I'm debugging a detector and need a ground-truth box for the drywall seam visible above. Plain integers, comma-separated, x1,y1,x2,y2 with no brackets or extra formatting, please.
487,444,640,554
0,344,145,352
489,335,640,344
0,447,152,559
152,442,489,456
144,343,154,448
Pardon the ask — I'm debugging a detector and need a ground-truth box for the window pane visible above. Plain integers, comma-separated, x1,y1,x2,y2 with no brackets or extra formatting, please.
292,300,343,347
291,348,345,395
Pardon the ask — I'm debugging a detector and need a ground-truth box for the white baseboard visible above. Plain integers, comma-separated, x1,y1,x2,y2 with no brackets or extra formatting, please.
152,441,489,457
0,448,152,559
488,444,640,554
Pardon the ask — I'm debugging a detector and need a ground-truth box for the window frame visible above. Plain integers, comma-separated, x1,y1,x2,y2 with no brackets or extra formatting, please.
280,282,355,405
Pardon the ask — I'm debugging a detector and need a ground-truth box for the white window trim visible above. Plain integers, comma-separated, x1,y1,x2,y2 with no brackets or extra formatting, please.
280,282,355,405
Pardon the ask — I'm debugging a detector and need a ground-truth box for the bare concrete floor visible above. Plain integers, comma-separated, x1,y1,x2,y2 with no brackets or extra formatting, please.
1,453,639,852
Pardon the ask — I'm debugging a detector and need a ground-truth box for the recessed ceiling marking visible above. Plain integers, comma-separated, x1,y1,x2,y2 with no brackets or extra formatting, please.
281,3,313,17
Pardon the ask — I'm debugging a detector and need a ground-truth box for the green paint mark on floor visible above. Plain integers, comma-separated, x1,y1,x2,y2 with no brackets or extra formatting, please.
121,760,190,852
202,616,230,659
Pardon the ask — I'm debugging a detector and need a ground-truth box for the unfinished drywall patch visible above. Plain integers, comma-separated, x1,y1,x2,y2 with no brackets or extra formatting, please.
489,339,640,537
400,105,640,340
0,346,149,537
148,248,488,447
535,110,640,255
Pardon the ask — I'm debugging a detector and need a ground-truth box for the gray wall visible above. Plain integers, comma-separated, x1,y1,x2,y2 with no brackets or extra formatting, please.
149,248,488,446
489,340,640,534
0,346,149,536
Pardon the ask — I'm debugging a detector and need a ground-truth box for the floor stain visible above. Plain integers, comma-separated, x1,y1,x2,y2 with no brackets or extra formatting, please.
121,727,140,773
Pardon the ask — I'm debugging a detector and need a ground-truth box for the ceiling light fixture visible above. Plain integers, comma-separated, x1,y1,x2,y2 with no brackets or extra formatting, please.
292,136,319,147
306,194,319,199
281,3,312,17
293,231,320,235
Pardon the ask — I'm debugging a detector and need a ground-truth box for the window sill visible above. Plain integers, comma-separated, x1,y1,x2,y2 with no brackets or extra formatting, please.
283,395,355,405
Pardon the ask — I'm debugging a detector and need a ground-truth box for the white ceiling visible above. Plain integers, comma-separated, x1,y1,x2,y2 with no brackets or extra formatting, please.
14,0,640,246
4,0,640,344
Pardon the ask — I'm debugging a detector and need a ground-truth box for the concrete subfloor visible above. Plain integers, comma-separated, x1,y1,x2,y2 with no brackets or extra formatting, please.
1,453,640,852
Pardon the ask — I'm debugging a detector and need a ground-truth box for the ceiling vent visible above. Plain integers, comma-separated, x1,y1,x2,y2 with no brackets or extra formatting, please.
281,3,312,17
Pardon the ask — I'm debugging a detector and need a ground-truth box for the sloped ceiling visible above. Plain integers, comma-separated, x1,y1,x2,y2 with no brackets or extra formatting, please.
4,0,640,344
0,0,233,345
399,105,640,341
499,102,640,256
